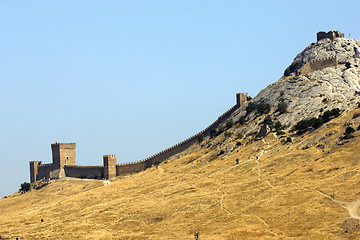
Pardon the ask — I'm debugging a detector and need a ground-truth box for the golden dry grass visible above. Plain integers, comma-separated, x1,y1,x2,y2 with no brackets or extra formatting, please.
2,109,360,239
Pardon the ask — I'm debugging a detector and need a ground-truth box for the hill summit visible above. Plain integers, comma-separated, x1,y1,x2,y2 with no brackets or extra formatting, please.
230,30,360,137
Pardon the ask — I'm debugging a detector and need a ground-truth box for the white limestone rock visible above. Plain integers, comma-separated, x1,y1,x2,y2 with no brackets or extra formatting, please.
231,36,360,137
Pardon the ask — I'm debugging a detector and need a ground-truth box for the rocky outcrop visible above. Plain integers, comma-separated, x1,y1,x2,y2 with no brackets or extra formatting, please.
231,34,360,137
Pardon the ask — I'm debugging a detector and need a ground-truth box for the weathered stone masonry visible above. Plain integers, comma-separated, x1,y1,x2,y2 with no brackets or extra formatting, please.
29,93,250,182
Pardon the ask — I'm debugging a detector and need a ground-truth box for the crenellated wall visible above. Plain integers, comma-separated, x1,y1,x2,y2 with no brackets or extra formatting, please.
299,56,337,75
29,93,249,182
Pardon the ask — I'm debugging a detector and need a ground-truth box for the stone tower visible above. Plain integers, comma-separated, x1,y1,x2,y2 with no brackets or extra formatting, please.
51,142,76,170
236,93,250,107
103,155,117,180
29,161,41,183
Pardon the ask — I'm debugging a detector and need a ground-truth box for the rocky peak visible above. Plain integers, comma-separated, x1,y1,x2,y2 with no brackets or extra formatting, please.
231,32,360,136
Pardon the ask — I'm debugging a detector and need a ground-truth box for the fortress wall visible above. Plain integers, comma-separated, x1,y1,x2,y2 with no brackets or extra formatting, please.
129,104,240,170
116,160,146,175
64,165,104,179
36,164,53,181
310,57,337,71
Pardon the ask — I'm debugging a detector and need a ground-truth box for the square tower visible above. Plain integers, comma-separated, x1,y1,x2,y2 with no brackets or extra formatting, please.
103,155,117,180
51,142,76,170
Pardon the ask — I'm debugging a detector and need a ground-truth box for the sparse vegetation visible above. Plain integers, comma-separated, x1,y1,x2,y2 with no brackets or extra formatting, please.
197,134,204,143
358,125,360,131
276,130,286,136
284,61,301,76
344,126,356,139
154,159,161,166
294,108,341,133
236,133,243,139
274,121,283,131
20,182,31,193
346,62,351,69
246,102,271,115
209,128,217,138
276,102,288,114
237,116,246,125
225,119,233,129
263,115,273,127
224,131,231,138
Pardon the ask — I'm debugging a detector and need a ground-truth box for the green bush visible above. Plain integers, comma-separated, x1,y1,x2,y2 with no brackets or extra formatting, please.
238,116,246,125
224,131,232,138
209,128,217,138
226,119,233,129
20,182,31,192
154,159,161,166
277,102,288,114
345,126,355,134
286,137,292,143
236,133,244,139
246,102,257,113
284,61,301,76
197,134,204,143
246,102,271,115
275,121,283,131
357,125,360,131
346,62,351,69
217,125,226,135
276,130,286,135
218,150,225,156
257,103,271,115
263,115,273,127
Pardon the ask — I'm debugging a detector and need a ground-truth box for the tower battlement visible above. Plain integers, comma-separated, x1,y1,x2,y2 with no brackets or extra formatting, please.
317,30,344,42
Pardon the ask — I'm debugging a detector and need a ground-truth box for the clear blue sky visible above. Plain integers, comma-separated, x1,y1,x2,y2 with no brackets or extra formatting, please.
1,0,359,197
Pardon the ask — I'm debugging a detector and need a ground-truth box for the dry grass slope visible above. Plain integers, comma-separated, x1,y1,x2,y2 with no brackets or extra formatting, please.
2,109,360,239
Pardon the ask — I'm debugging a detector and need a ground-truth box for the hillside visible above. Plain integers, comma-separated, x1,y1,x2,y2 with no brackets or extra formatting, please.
1,108,360,239
2,32,360,239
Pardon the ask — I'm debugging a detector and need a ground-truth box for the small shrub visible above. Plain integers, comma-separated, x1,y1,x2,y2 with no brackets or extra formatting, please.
197,134,204,143
358,103,360,108
358,125,360,131
309,117,323,129
218,150,225,156
20,182,31,192
238,116,246,125
345,126,355,134
257,103,271,115
236,133,244,139
284,61,301,76
322,98,328,103
277,130,286,136
209,128,217,138
275,121,283,131
295,120,311,132
246,102,257,113
154,159,161,166
224,131,232,138
226,119,233,129
263,115,273,126
236,141,242,146
345,62,351,69
353,112,360,119
277,102,288,114
355,64,359,68
286,137,292,143
217,125,226,135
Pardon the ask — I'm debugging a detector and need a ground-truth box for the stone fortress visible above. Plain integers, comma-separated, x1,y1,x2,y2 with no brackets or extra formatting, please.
297,30,344,76
30,93,251,182
30,31,347,183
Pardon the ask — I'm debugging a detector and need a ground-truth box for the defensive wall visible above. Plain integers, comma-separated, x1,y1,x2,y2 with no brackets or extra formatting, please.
64,165,104,179
298,56,337,75
30,93,250,182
